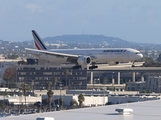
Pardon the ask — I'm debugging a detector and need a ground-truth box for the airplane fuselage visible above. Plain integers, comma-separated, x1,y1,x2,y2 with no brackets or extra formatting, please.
27,30,143,68
38,48,143,65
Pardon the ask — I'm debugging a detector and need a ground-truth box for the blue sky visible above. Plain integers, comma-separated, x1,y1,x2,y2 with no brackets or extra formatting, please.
0,0,161,44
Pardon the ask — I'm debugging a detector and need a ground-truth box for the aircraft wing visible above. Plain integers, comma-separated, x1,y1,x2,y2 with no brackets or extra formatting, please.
25,48,79,58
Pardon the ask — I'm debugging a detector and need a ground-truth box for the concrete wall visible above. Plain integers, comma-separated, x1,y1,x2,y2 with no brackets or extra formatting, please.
1,95,41,105
108,96,159,104
72,95,108,106
35,90,66,96
66,90,110,95
0,88,10,91
42,94,108,107
43,94,160,107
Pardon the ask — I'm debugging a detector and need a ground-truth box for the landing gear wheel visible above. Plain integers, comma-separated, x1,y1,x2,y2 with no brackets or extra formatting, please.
132,64,135,67
89,66,98,69
132,62,135,67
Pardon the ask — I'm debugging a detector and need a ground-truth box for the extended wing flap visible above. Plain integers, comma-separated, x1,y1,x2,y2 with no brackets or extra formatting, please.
25,48,79,58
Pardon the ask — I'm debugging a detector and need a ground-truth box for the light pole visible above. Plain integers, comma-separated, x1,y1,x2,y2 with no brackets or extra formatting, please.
59,81,63,110
32,80,34,96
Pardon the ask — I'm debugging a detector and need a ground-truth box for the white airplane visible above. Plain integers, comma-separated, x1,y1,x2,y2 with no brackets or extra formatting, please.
25,30,143,69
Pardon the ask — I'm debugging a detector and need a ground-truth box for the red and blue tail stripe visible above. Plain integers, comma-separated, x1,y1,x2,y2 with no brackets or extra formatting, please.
32,30,47,50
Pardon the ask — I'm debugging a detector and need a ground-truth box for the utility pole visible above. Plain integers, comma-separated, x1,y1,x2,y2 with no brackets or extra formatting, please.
59,81,63,110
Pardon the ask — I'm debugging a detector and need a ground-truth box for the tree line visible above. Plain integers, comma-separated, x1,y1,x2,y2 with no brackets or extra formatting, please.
142,53,161,67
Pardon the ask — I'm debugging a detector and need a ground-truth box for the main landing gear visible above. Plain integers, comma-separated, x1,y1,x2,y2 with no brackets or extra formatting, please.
89,65,98,69
132,62,135,67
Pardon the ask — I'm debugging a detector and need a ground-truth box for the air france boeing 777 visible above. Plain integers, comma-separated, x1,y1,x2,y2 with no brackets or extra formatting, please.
25,30,143,69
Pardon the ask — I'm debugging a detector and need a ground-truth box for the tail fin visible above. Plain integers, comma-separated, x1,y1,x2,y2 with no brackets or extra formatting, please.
32,30,47,50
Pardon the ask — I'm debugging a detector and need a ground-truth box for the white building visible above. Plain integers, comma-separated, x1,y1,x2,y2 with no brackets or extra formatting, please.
42,94,159,107
1,95,41,105
42,94,108,107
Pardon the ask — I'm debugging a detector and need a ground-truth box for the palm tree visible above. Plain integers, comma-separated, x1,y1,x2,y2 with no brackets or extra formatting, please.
20,83,30,108
78,94,85,108
64,69,69,88
47,90,54,111
53,77,58,90
47,82,51,91
59,97,64,110
70,99,78,108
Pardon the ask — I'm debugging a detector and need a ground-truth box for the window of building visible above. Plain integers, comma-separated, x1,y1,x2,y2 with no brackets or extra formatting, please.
43,72,52,75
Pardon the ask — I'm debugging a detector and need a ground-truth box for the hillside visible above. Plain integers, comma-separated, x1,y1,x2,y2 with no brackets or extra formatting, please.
43,34,140,48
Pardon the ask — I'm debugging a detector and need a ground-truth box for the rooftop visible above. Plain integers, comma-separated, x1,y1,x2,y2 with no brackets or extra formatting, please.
1,100,161,120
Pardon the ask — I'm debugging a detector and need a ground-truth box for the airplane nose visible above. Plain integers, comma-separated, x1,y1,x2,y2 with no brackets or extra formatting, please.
135,53,143,60
140,54,143,58
138,53,143,59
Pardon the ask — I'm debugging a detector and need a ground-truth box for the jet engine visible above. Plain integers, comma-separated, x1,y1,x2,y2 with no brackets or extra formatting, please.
77,56,91,66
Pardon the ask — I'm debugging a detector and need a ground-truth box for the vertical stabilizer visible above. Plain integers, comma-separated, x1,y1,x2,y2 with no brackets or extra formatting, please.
32,30,47,50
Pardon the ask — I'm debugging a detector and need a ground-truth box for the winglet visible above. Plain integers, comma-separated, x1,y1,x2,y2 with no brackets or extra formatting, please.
32,30,47,50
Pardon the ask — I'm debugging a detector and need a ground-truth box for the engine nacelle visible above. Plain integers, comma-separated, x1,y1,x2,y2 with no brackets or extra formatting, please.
77,56,91,66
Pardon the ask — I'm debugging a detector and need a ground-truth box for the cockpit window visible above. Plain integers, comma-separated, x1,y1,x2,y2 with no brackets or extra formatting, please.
135,52,140,54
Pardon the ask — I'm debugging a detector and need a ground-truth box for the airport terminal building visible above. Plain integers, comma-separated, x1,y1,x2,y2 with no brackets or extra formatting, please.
14,58,161,93
16,64,88,90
